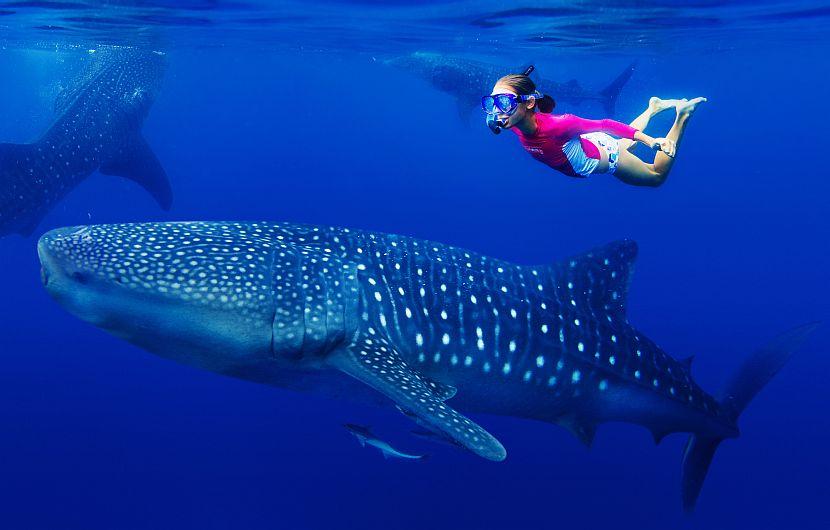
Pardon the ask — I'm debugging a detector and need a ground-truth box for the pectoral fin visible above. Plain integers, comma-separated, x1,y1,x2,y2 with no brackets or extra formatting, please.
99,133,172,210
331,336,506,461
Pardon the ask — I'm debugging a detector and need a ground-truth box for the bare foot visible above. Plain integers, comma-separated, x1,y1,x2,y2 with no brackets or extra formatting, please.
677,97,707,117
649,97,685,114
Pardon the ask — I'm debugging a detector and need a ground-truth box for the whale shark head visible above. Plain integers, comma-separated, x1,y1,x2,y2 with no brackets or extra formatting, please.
37,223,305,374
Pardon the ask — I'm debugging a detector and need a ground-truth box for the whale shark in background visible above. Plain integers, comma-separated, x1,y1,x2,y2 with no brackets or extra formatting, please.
0,46,171,238
37,221,816,511
344,424,428,460
384,51,635,118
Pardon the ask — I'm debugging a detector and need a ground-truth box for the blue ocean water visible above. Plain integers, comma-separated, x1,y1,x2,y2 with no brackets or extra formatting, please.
1,2,828,529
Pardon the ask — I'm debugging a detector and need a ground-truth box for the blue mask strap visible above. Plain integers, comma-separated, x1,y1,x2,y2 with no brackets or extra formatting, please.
520,91,542,103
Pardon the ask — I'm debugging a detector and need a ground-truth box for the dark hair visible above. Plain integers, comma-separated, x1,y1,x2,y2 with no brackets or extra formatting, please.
496,73,556,113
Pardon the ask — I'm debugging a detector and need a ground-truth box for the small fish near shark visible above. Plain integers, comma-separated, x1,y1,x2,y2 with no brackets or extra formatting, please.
37,221,816,511
344,424,428,460
383,51,635,118
0,46,172,238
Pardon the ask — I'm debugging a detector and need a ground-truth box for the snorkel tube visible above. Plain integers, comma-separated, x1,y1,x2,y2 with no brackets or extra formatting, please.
487,114,506,134
486,65,536,135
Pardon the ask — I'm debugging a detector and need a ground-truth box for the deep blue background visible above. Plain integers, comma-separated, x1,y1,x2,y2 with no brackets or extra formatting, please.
0,41,828,529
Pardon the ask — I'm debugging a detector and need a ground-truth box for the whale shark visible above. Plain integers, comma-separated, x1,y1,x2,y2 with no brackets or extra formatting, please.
384,52,635,118
37,221,815,511
0,46,171,238
344,424,428,460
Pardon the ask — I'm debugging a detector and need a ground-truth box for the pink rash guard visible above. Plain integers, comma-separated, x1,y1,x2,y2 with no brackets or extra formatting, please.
512,113,638,177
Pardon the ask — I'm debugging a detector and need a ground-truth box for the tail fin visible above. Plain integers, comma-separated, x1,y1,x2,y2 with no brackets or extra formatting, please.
599,62,636,116
680,322,820,511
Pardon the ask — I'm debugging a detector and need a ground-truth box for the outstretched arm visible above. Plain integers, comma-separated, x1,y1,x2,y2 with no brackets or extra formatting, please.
561,115,639,140
633,130,676,157
559,115,676,156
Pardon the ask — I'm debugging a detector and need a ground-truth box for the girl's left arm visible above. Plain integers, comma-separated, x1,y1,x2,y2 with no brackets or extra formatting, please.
633,130,676,157
566,115,675,156
564,115,639,140
633,130,657,147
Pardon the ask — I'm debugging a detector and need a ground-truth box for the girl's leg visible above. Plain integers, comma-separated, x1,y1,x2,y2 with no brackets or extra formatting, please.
618,97,681,152
652,97,705,177
615,97,706,187
613,150,664,187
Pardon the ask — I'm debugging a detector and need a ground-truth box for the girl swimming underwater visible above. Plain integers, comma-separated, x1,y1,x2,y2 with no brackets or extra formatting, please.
483,66,705,187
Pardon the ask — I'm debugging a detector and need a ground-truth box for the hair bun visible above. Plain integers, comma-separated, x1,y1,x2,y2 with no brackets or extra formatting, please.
537,94,556,113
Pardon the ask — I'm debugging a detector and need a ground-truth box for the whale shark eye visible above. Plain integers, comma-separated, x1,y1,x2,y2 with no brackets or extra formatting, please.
71,271,88,284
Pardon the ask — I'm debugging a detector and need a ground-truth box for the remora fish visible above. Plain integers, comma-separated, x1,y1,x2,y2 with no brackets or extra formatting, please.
344,424,428,460
37,221,816,510
0,46,171,238
384,51,635,117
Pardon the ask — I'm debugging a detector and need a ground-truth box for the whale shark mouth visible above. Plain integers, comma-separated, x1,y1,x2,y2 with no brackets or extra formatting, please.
37,228,73,292
37,232,58,289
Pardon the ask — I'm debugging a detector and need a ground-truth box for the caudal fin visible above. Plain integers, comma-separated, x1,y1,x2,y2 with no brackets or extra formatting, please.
599,62,636,116
680,322,820,511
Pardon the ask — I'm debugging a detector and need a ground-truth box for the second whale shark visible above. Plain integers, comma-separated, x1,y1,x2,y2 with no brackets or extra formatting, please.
384,52,635,118
0,46,172,238
37,221,815,511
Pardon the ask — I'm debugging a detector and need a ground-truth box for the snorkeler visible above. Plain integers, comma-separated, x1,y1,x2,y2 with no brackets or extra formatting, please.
483,66,705,187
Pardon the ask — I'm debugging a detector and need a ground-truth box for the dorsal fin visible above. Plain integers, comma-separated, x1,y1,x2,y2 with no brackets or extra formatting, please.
543,240,638,318
680,355,694,370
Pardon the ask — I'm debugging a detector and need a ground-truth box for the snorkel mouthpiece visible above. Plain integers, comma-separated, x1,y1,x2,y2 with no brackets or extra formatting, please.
486,114,506,134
